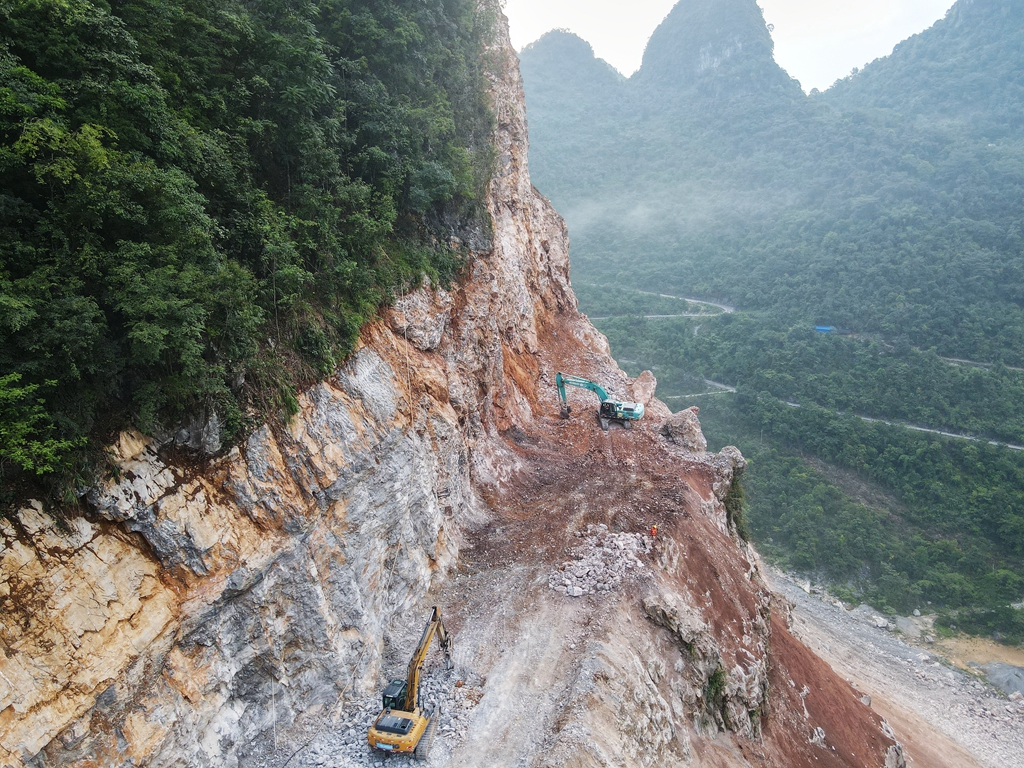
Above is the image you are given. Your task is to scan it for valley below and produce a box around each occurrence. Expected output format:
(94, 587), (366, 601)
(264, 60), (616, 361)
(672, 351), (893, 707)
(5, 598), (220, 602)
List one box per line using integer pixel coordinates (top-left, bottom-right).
(521, 0), (1024, 665)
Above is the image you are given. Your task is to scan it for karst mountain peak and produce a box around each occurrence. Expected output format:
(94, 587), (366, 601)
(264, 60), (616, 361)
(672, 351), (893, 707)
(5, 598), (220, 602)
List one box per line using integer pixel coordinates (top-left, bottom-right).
(634, 0), (800, 97)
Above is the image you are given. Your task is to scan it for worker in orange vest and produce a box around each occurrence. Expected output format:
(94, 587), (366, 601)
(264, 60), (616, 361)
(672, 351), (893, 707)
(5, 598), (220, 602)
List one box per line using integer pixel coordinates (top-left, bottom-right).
(650, 524), (658, 537)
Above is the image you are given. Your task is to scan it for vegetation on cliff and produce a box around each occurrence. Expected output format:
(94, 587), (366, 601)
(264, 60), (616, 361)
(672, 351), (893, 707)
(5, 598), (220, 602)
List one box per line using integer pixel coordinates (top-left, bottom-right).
(0, 0), (494, 503)
(522, 0), (1024, 636)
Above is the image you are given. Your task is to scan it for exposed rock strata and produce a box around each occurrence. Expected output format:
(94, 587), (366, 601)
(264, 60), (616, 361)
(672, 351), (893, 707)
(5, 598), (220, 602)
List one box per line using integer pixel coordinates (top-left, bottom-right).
(0, 4), (904, 768)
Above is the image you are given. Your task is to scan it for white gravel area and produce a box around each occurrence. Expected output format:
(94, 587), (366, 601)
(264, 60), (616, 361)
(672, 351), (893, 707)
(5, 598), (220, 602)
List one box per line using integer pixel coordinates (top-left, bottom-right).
(289, 664), (483, 768)
(547, 524), (651, 597)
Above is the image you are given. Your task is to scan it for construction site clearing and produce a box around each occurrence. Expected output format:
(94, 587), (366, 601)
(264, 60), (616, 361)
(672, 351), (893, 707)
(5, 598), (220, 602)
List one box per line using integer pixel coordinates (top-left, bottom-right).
(239, 388), (916, 768)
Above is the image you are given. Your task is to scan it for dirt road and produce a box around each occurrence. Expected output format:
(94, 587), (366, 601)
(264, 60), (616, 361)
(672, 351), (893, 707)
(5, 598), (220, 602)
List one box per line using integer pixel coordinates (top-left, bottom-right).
(769, 571), (1024, 768)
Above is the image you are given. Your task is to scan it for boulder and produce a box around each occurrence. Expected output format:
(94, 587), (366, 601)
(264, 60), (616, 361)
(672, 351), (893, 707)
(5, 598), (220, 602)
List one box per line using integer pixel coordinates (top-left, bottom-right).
(979, 662), (1024, 697)
(660, 407), (708, 452)
(630, 370), (659, 406)
(895, 617), (921, 639)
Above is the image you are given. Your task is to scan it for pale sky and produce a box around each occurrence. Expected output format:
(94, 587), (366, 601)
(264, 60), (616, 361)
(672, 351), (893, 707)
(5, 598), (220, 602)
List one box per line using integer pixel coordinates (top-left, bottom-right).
(503, 0), (956, 92)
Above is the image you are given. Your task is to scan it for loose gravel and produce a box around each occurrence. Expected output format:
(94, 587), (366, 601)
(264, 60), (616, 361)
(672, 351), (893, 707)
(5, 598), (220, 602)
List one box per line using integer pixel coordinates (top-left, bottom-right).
(294, 664), (484, 768)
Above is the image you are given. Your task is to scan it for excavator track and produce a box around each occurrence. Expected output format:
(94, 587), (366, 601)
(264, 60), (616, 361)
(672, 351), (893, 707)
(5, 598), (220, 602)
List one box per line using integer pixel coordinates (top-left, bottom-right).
(414, 711), (438, 761)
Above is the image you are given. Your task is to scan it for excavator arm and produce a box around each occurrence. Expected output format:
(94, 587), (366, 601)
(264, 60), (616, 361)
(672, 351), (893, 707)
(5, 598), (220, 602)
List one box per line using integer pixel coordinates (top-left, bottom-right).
(556, 372), (610, 417)
(403, 606), (453, 711)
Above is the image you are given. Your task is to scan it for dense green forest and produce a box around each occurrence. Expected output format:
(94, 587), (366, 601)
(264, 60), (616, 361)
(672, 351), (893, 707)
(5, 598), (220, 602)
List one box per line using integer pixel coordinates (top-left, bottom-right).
(596, 297), (1024, 641)
(0, 0), (494, 504)
(522, 0), (1024, 639)
(596, 302), (1024, 446)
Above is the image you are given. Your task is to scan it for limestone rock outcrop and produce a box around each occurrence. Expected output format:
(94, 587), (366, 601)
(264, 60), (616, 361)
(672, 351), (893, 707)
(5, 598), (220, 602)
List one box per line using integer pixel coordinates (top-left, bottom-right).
(660, 405), (708, 452)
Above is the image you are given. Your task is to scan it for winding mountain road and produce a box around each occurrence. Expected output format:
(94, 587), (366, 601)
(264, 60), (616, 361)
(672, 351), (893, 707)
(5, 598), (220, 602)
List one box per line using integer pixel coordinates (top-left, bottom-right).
(634, 290), (735, 314)
(584, 288), (735, 321)
(782, 402), (1024, 452)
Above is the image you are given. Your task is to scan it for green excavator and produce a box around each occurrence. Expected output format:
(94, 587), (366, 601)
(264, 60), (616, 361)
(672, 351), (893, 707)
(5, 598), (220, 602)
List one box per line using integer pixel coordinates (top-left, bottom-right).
(556, 372), (645, 430)
(367, 606), (452, 760)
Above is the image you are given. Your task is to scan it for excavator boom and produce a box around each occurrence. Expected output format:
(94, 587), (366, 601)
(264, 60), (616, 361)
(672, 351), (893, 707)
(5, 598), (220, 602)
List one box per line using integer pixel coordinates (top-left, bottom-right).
(404, 606), (453, 711)
(556, 372), (610, 403)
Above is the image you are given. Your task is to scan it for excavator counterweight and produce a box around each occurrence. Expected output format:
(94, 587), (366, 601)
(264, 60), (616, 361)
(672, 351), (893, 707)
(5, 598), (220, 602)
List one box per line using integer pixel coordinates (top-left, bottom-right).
(367, 607), (452, 760)
(556, 372), (644, 430)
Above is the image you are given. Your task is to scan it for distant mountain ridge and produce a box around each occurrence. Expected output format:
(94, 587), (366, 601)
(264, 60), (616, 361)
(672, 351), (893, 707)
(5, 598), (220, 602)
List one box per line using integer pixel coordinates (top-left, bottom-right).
(825, 0), (1024, 138)
(519, 0), (1024, 363)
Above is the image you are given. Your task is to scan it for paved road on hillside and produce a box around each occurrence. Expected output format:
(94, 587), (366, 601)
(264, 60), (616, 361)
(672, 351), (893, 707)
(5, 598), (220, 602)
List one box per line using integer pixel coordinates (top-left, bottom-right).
(937, 355), (1024, 373)
(658, 385), (1024, 452)
(781, 401), (1024, 452)
(584, 288), (735, 321)
(634, 290), (735, 314)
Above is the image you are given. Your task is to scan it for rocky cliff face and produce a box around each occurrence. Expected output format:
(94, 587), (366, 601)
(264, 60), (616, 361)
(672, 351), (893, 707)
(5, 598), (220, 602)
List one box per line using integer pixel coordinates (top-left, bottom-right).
(0, 5), (904, 768)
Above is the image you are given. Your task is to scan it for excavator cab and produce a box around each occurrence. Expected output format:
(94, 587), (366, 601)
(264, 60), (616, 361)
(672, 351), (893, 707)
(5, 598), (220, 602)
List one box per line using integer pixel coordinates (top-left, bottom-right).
(382, 679), (408, 711)
(599, 399), (641, 428)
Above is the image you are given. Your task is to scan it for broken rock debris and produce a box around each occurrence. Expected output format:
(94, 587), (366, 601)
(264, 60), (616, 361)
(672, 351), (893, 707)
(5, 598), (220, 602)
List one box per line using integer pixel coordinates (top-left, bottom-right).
(549, 524), (652, 597)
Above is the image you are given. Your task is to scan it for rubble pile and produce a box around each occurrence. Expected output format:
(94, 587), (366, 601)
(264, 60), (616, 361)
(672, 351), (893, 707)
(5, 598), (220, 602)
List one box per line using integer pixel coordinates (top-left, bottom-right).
(419, 667), (484, 742)
(549, 524), (652, 597)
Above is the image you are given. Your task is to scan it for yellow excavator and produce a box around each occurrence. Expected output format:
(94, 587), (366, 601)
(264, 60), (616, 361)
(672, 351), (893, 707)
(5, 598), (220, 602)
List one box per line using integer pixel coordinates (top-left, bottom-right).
(367, 606), (453, 760)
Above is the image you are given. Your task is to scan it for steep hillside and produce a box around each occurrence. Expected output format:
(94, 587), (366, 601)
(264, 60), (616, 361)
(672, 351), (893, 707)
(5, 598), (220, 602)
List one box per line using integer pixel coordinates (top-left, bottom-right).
(0, 5), (904, 768)
(0, 0), (492, 502)
(826, 0), (1024, 138)
(519, 31), (624, 204)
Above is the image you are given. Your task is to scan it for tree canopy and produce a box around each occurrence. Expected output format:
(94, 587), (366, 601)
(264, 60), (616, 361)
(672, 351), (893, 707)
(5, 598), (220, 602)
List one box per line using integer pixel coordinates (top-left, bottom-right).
(0, 0), (494, 504)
